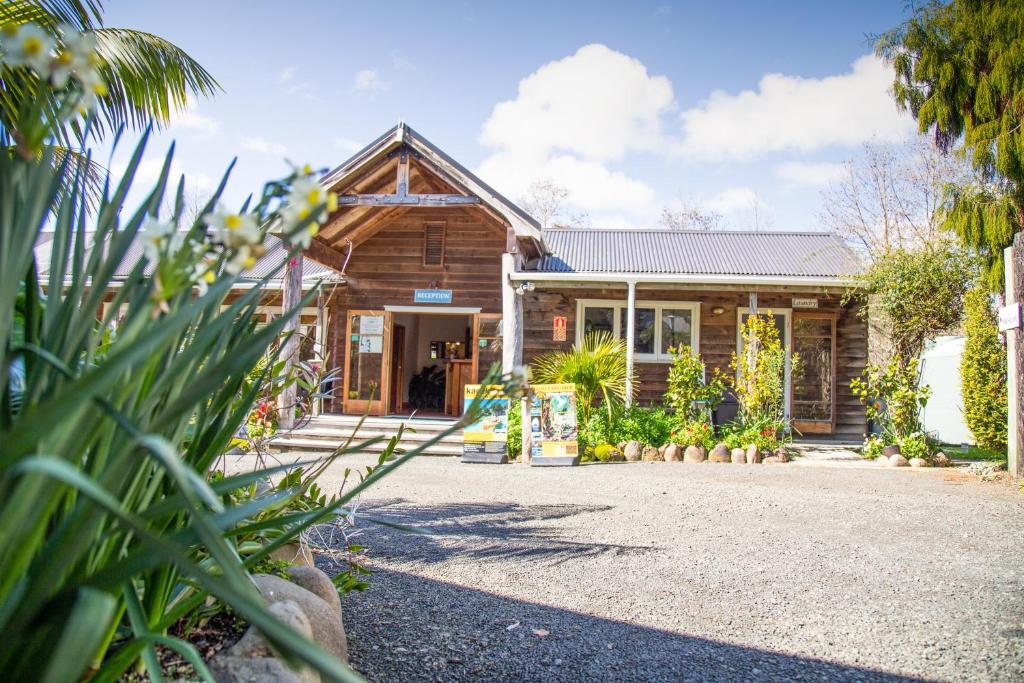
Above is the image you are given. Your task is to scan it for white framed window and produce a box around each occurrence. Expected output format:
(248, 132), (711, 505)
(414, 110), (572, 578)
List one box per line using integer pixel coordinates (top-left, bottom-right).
(575, 298), (700, 362)
(736, 307), (792, 417)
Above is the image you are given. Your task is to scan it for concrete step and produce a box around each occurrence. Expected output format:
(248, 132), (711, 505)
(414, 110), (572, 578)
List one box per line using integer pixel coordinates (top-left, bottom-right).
(270, 435), (464, 456)
(270, 414), (465, 456)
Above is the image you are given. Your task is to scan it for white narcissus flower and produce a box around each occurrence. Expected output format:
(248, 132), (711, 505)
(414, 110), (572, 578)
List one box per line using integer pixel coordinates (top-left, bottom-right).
(191, 260), (217, 296)
(73, 66), (108, 113)
(281, 175), (337, 246)
(140, 215), (178, 261)
(51, 24), (98, 88)
(3, 23), (56, 77)
(204, 204), (260, 248)
(224, 244), (263, 276)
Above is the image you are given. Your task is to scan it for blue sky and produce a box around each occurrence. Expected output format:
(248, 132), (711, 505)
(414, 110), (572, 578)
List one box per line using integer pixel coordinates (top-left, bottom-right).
(102, 0), (916, 231)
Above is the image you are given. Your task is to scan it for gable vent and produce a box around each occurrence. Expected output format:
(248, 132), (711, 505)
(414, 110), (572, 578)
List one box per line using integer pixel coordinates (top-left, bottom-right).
(423, 222), (446, 267)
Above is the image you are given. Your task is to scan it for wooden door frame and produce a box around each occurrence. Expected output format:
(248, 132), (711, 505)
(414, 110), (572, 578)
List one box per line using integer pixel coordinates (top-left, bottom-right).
(342, 309), (392, 416)
(791, 311), (837, 435)
(389, 323), (406, 414)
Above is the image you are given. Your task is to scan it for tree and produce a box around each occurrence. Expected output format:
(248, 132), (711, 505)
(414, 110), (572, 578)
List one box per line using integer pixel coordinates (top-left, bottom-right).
(532, 332), (633, 424)
(847, 244), (975, 367)
(821, 139), (970, 260)
(878, 0), (1024, 290)
(960, 286), (1008, 451)
(659, 202), (722, 231)
(519, 178), (588, 230)
(0, 2), (220, 147)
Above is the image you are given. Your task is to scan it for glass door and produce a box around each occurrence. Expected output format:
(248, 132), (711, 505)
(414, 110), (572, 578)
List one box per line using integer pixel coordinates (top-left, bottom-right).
(472, 313), (503, 383)
(342, 310), (391, 416)
(791, 312), (836, 434)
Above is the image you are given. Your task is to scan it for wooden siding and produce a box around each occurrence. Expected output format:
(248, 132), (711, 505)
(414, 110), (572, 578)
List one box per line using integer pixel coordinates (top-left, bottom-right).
(321, 206), (507, 411)
(521, 286), (868, 439)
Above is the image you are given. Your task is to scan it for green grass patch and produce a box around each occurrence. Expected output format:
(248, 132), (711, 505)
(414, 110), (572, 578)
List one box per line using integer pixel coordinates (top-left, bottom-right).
(940, 444), (1006, 462)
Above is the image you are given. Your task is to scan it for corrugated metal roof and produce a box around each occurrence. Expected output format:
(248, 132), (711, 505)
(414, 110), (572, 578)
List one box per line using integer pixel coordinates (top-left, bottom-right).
(532, 229), (861, 279)
(38, 233), (343, 284)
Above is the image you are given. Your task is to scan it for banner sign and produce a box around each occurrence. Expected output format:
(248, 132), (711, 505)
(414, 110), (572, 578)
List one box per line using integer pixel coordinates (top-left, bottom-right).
(414, 289), (453, 304)
(529, 383), (579, 466)
(461, 385), (509, 464)
(553, 316), (567, 341)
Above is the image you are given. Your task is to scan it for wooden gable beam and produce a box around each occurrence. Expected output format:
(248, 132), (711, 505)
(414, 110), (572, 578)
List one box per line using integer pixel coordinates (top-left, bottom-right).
(304, 237), (351, 273)
(336, 144), (480, 207)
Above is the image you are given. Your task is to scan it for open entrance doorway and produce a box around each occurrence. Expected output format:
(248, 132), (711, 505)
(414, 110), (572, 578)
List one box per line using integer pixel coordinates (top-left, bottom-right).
(340, 308), (502, 418)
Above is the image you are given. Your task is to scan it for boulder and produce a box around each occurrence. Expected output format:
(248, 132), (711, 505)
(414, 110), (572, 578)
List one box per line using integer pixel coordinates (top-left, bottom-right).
(775, 448), (791, 463)
(617, 441), (627, 452)
(745, 444), (761, 464)
(269, 540), (314, 568)
(683, 445), (706, 463)
(888, 453), (909, 467)
(708, 443), (731, 463)
(663, 443), (683, 462)
(881, 444), (901, 457)
(762, 455), (782, 464)
(252, 573), (348, 663)
(623, 441), (643, 462)
(211, 600), (319, 683)
(658, 444), (668, 458)
(908, 457), (930, 468)
(642, 445), (662, 462)
(287, 566), (341, 617)
(731, 448), (746, 464)
(932, 452), (951, 467)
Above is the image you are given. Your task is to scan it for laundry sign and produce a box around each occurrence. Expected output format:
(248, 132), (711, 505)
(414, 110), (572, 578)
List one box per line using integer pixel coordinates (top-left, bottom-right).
(414, 289), (453, 304)
(792, 297), (819, 309)
(998, 303), (1021, 332)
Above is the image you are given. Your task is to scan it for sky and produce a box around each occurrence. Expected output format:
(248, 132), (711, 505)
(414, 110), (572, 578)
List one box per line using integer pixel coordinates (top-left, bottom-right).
(101, 0), (918, 232)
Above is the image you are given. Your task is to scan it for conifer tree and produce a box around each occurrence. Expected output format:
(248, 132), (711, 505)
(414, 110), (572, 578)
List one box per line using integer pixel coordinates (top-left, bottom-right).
(959, 286), (1008, 452)
(877, 0), (1024, 290)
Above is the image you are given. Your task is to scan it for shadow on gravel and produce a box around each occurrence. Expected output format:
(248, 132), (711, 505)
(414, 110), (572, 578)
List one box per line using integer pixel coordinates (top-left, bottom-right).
(350, 497), (657, 566)
(339, 566), (923, 683)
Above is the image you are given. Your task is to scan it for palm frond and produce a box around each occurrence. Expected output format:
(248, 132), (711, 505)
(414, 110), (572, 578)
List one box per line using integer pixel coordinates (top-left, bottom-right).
(532, 331), (634, 422)
(92, 28), (221, 134)
(0, 0), (101, 30)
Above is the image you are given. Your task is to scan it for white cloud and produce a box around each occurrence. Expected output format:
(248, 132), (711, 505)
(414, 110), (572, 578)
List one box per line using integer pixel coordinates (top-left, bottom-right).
(702, 186), (760, 214)
(678, 55), (916, 161)
(169, 109), (221, 138)
(278, 66), (295, 83)
(477, 44), (671, 223)
(334, 137), (363, 153)
(352, 69), (388, 93)
(481, 43), (674, 163)
(240, 136), (288, 156)
(774, 160), (847, 188)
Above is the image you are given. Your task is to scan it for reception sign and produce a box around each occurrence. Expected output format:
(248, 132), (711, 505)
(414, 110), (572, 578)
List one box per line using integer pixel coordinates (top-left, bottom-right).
(461, 385), (509, 464)
(528, 383), (579, 466)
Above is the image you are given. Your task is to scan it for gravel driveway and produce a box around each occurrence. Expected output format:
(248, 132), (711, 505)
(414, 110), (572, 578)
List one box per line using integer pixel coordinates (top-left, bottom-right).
(302, 456), (1023, 682)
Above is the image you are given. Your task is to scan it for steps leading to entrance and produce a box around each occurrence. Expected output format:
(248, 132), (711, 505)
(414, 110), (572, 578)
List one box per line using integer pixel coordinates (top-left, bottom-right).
(270, 414), (464, 456)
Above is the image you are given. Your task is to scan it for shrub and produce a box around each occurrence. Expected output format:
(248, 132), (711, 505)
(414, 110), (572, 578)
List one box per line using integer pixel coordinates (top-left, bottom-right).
(665, 345), (727, 422)
(594, 443), (623, 462)
(506, 401), (522, 461)
(852, 358), (931, 443)
(899, 432), (930, 461)
(671, 420), (715, 449)
(532, 332), (633, 424)
(730, 312), (789, 423)
(861, 435), (885, 459)
(960, 286), (1008, 452)
(610, 406), (674, 447)
(719, 416), (785, 451)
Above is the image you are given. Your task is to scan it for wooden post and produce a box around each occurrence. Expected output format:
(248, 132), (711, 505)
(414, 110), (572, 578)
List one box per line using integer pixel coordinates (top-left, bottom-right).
(625, 280), (636, 408)
(501, 252), (530, 462)
(313, 287), (326, 418)
(1005, 245), (1021, 478)
(278, 247), (303, 431)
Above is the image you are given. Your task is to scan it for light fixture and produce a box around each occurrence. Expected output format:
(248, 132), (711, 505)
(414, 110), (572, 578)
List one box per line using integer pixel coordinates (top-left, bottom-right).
(712, 306), (725, 316)
(514, 281), (535, 296)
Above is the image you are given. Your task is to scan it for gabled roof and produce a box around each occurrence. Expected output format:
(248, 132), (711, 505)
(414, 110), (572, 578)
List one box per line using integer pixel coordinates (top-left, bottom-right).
(320, 122), (543, 244)
(531, 229), (862, 281)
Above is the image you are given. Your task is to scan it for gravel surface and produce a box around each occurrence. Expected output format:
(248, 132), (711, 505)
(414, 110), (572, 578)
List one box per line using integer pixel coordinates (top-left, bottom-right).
(300, 456), (1024, 682)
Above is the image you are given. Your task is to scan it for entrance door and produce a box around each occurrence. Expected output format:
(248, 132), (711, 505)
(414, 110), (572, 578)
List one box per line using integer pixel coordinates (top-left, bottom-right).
(791, 312), (836, 434)
(342, 310), (391, 416)
(472, 313), (503, 383)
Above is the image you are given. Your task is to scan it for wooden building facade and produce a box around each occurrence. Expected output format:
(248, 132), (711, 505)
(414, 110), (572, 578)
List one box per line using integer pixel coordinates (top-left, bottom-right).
(300, 124), (867, 440)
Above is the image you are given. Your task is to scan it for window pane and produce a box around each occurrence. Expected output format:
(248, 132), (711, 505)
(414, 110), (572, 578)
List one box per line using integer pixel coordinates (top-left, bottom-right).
(583, 306), (615, 337)
(620, 307), (655, 354)
(740, 312), (788, 348)
(661, 308), (693, 354)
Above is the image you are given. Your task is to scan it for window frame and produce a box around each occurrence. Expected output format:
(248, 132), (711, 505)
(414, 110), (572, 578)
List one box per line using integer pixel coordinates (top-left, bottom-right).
(575, 298), (701, 362)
